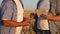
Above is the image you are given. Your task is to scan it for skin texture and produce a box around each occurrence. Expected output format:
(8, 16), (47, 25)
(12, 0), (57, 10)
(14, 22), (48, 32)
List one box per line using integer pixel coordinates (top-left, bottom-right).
(40, 13), (60, 21)
(3, 18), (30, 27)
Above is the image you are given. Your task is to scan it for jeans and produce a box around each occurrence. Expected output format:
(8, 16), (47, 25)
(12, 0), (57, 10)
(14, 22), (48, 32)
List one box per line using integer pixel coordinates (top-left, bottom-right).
(36, 30), (51, 34)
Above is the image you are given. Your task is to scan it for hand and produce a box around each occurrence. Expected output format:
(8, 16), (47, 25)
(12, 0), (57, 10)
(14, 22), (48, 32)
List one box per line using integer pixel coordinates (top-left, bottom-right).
(30, 13), (35, 19)
(40, 13), (52, 19)
(23, 18), (30, 26)
(24, 20), (30, 26)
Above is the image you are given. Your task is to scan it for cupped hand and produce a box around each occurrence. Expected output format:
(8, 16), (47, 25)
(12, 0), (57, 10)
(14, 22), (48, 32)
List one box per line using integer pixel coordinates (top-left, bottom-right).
(23, 18), (31, 26)
(40, 13), (52, 19)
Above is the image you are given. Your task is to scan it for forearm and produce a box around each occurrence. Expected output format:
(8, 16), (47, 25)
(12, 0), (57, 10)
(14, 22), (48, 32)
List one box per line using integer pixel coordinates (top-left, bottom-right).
(3, 20), (23, 27)
(41, 13), (60, 21)
(48, 16), (60, 21)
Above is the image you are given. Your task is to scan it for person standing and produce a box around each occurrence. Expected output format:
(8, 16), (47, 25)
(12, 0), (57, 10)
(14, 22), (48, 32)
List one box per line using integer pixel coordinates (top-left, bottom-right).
(36, 0), (51, 34)
(40, 0), (60, 34)
(0, 0), (30, 34)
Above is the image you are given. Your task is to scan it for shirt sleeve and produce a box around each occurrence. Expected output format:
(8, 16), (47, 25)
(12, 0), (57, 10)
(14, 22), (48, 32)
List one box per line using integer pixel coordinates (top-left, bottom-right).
(2, 1), (14, 20)
(37, 0), (50, 11)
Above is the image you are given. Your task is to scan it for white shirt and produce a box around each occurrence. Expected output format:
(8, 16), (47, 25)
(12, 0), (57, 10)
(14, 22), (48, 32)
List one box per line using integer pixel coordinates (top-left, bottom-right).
(37, 0), (50, 30)
(37, 17), (49, 30)
(38, 0), (50, 12)
(14, 0), (24, 34)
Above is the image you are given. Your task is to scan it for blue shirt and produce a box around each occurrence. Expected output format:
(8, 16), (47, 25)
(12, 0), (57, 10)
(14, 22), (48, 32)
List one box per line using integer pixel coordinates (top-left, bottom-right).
(0, 0), (23, 34)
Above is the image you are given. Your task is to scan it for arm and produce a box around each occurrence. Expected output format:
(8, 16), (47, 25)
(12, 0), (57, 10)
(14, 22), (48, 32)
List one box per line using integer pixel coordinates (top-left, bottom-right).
(1, 1), (30, 27)
(46, 15), (60, 21)
(40, 13), (60, 21)
(51, 16), (60, 21)
(3, 18), (30, 27)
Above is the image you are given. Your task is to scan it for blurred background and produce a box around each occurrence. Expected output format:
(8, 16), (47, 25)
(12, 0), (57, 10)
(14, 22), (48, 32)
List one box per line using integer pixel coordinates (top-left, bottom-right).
(0, 0), (60, 34)
(0, 0), (39, 10)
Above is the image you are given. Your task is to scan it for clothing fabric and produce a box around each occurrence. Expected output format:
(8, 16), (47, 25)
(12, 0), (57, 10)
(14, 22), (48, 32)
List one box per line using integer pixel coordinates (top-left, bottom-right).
(37, 30), (51, 34)
(37, 0), (50, 12)
(49, 0), (60, 34)
(37, 17), (49, 30)
(37, 0), (50, 30)
(0, 0), (24, 34)
(14, 0), (24, 34)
